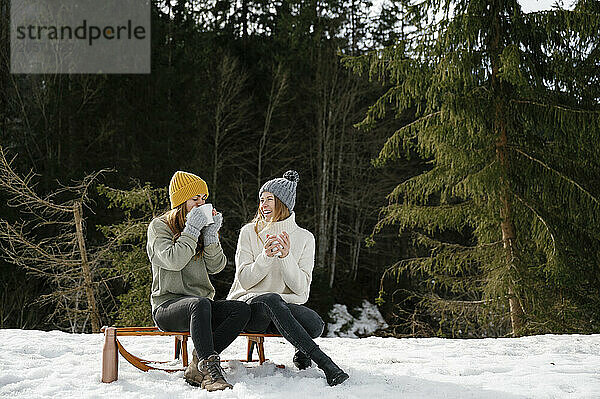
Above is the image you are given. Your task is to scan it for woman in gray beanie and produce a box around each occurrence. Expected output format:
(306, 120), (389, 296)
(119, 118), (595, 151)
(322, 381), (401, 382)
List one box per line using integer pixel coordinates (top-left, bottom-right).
(227, 170), (349, 386)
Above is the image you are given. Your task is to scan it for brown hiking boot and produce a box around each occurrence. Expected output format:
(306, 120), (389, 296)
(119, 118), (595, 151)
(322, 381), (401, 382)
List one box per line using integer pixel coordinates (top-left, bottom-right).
(197, 354), (232, 391)
(183, 349), (203, 386)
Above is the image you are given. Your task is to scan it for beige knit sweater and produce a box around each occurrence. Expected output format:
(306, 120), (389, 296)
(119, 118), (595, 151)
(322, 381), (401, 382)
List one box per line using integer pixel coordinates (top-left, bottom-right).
(227, 212), (315, 304)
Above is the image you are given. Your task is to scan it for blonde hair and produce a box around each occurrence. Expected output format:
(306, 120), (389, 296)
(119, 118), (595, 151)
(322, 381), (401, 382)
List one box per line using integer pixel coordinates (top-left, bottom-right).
(160, 202), (204, 257)
(252, 195), (290, 240)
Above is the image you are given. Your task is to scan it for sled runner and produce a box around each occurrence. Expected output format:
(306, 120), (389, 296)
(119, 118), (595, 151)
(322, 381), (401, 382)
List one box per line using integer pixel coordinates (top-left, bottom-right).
(101, 326), (283, 383)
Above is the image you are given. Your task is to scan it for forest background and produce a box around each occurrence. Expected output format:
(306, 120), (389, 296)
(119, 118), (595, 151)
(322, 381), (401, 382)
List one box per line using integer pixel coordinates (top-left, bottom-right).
(1, 0), (599, 339)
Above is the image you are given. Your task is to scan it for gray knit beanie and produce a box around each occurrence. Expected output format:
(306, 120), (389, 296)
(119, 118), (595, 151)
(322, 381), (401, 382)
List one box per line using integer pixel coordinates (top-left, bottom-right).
(259, 170), (299, 211)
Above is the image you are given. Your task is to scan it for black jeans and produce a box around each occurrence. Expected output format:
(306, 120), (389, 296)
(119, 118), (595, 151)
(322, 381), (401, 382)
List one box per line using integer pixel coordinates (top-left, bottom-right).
(247, 293), (325, 356)
(154, 296), (250, 360)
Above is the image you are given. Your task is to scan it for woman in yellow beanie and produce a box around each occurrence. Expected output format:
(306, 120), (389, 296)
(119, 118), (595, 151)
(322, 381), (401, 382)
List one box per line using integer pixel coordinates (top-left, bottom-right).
(147, 171), (250, 391)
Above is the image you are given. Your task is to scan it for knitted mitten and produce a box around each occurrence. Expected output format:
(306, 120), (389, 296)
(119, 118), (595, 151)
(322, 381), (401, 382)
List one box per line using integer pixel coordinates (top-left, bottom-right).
(183, 207), (210, 240)
(201, 212), (222, 246)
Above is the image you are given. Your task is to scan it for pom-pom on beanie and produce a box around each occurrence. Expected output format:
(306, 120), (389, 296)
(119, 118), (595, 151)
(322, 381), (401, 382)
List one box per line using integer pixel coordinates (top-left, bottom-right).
(169, 171), (209, 209)
(259, 170), (299, 211)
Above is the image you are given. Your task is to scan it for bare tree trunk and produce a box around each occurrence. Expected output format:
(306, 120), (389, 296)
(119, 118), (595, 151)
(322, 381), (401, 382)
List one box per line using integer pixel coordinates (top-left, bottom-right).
(258, 124), (266, 188)
(500, 184), (525, 335)
(73, 201), (100, 332)
(204, 55), (250, 202)
(212, 81), (223, 200)
(258, 65), (287, 188)
(213, 125), (219, 200)
(316, 70), (339, 269)
(0, 0), (8, 132)
(315, 63), (361, 274)
(350, 0), (356, 55)
(317, 105), (331, 269)
(329, 117), (347, 287)
(351, 213), (363, 280)
(241, 0), (248, 38)
(167, 2), (173, 105)
(491, 8), (524, 336)
(329, 200), (339, 288)
(496, 106), (524, 335)
(498, 134), (525, 336)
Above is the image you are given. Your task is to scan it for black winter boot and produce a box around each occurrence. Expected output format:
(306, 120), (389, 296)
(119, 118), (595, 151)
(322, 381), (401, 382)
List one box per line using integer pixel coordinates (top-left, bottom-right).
(293, 349), (312, 370)
(308, 347), (349, 386)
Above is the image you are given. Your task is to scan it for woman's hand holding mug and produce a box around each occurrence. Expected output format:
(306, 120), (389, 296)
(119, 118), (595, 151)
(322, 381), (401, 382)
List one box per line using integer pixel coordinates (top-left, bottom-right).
(264, 234), (279, 257)
(201, 207), (222, 246)
(277, 231), (290, 258)
(264, 232), (290, 258)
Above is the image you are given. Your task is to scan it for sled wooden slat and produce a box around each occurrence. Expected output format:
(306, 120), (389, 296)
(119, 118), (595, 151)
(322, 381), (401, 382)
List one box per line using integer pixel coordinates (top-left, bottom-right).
(101, 326), (283, 383)
(114, 330), (192, 337)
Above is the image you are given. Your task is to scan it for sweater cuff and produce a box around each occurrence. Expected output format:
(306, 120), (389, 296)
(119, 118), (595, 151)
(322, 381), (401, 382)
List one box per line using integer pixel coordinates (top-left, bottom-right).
(179, 231), (200, 244)
(279, 250), (297, 266)
(256, 248), (277, 268)
(203, 242), (221, 255)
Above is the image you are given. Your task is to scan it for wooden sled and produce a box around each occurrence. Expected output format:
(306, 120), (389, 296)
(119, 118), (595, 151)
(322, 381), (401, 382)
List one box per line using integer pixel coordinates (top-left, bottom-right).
(101, 326), (284, 383)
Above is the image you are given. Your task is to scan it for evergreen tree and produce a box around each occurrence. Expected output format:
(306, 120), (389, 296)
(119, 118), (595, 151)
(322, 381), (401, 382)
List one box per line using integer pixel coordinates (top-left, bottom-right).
(372, 0), (408, 48)
(345, 0), (600, 336)
(96, 182), (167, 326)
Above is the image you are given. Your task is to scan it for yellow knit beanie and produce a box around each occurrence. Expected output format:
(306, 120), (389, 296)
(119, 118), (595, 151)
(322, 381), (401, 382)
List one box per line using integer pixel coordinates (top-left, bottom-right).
(169, 171), (209, 209)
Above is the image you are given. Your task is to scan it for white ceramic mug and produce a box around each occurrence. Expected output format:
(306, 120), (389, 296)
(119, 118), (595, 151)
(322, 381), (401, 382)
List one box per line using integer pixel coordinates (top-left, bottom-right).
(197, 203), (214, 225)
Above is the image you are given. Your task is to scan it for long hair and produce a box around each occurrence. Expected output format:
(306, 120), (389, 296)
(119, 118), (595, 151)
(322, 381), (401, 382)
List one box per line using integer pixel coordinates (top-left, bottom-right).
(160, 203), (204, 257)
(252, 195), (291, 240)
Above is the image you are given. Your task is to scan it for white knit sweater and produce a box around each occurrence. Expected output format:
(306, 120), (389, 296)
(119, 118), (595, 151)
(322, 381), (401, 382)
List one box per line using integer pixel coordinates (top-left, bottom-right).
(227, 212), (315, 304)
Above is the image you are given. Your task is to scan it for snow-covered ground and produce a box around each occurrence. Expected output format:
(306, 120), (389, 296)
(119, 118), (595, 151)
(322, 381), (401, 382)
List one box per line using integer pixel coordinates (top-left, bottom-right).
(1, 329), (599, 399)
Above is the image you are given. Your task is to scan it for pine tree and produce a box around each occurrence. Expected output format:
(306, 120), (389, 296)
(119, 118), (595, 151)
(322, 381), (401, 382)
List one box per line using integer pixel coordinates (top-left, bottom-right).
(96, 182), (168, 326)
(372, 0), (409, 48)
(344, 0), (600, 336)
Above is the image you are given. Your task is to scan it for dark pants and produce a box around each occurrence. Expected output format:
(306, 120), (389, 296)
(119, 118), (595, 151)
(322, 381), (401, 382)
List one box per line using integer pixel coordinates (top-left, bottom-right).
(247, 293), (325, 355)
(154, 296), (250, 360)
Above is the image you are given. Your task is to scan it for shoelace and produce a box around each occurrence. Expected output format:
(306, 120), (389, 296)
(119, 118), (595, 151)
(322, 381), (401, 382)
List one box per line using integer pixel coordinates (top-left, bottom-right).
(205, 356), (226, 381)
